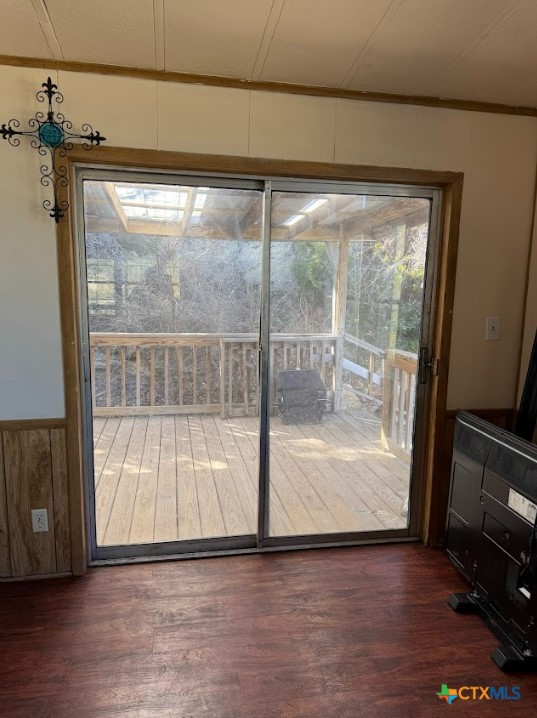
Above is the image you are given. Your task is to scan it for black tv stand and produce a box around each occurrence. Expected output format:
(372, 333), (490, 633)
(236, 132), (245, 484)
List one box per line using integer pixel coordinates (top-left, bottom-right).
(448, 592), (537, 671)
(445, 412), (537, 672)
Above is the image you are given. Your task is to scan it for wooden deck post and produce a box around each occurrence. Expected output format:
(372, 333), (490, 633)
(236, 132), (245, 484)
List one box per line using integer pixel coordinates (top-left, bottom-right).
(388, 223), (406, 349)
(381, 353), (393, 451)
(219, 340), (226, 419)
(332, 228), (349, 412)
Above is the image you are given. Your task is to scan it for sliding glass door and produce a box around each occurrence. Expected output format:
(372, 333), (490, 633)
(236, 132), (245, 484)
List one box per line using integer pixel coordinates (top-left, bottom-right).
(80, 176), (264, 555)
(77, 169), (440, 559)
(267, 189), (434, 540)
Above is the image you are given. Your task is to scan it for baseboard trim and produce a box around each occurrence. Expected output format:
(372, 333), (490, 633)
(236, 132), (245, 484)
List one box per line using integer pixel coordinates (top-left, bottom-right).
(0, 572), (72, 582)
(0, 417), (66, 431)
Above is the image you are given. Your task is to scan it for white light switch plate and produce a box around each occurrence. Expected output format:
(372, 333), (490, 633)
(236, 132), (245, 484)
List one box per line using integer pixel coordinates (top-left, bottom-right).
(486, 316), (501, 341)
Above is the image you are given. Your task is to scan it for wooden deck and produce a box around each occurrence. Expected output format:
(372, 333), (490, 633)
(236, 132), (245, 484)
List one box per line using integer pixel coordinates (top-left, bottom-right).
(93, 409), (409, 546)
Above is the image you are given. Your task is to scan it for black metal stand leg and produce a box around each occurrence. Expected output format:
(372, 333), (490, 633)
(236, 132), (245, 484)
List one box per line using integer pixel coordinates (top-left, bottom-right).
(448, 592), (537, 672)
(492, 646), (527, 672)
(447, 592), (477, 613)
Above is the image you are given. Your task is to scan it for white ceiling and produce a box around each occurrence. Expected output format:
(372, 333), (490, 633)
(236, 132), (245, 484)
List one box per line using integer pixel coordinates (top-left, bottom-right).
(3, 0), (537, 107)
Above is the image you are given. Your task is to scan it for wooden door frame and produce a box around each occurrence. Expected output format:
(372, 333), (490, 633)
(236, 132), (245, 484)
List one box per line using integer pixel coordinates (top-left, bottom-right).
(56, 145), (463, 574)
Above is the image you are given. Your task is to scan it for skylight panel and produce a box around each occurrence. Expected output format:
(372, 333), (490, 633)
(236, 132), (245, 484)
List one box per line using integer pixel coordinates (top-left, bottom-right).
(115, 185), (142, 202)
(194, 193), (207, 210)
(123, 205), (147, 219)
(300, 198), (327, 213)
(146, 208), (183, 221)
(142, 189), (188, 208)
(282, 214), (305, 227)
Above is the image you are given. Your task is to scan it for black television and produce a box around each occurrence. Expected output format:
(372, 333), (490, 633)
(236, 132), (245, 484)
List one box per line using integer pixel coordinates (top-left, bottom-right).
(446, 411), (537, 670)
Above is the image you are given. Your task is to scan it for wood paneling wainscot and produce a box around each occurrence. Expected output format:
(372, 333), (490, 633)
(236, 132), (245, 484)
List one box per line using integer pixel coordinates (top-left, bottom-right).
(0, 435), (9, 576)
(0, 420), (70, 578)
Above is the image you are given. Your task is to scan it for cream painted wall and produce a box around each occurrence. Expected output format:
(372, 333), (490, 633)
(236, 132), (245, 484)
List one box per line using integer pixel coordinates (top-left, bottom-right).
(0, 67), (64, 419)
(1, 64), (536, 418)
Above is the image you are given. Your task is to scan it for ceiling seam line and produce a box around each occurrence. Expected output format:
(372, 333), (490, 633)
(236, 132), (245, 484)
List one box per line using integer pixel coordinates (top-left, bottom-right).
(30, 0), (54, 61)
(413, 106), (417, 170)
(162, 0), (166, 71)
(156, 80), (159, 150)
(256, 0), (286, 81)
(501, 72), (537, 107)
(339, 0), (405, 90)
(153, 0), (156, 68)
(251, 0), (286, 82)
(153, 0), (165, 71)
(250, 0), (276, 80)
(247, 91), (251, 157)
(480, 1), (537, 105)
(332, 98), (338, 164)
(30, 0), (64, 61)
(426, 0), (525, 95)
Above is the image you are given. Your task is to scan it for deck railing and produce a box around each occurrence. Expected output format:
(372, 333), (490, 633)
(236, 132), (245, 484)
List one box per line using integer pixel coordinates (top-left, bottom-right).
(89, 332), (338, 418)
(89, 331), (417, 459)
(341, 333), (418, 458)
(342, 333), (385, 405)
(381, 349), (418, 459)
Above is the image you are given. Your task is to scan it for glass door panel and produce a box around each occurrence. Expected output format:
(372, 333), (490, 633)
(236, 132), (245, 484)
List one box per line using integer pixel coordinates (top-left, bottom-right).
(267, 191), (432, 537)
(82, 179), (262, 548)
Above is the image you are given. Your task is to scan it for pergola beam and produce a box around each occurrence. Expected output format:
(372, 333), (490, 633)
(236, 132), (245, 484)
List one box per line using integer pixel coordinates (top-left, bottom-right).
(85, 188), (430, 243)
(343, 199), (427, 237)
(103, 182), (128, 231)
(181, 187), (196, 235)
(84, 214), (342, 241)
(239, 196), (263, 235)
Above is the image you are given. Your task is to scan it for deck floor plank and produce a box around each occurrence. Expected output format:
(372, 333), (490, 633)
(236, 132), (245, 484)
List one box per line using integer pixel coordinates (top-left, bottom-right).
(154, 416), (179, 543)
(129, 417), (161, 544)
(188, 415), (226, 539)
(94, 411), (409, 546)
(338, 411), (410, 487)
(92, 417), (106, 446)
(95, 417), (135, 542)
(93, 417), (122, 488)
(301, 420), (404, 530)
(236, 416), (318, 536)
(270, 423), (350, 534)
(280, 421), (384, 533)
(175, 416), (202, 540)
(323, 414), (408, 506)
(212, 416), (257, 535)
(224, 418), (293, 537)
(103, 416), (148, 546)
(290, 422), (387, 532)
(200, 415), (251, 537)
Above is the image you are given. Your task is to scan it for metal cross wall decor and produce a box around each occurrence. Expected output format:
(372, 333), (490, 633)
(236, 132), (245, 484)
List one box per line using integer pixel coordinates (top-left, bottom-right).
(1, 76), (106, 222)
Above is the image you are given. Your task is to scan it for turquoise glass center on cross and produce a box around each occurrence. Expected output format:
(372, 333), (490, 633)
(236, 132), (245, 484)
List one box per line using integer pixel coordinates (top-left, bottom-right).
(39, 122), (64, 148)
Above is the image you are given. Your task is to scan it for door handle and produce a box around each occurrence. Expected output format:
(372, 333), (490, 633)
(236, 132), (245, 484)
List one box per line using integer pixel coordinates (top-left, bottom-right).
(418, 347), (437, 384)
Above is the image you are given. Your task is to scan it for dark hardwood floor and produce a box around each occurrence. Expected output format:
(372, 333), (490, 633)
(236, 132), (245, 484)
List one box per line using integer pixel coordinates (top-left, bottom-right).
(1, 545), (537, 717)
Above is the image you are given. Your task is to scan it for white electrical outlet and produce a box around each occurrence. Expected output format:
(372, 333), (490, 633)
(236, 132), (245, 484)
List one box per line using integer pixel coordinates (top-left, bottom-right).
(486, 316), (501, 341)
(31, 508), (49, 533)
